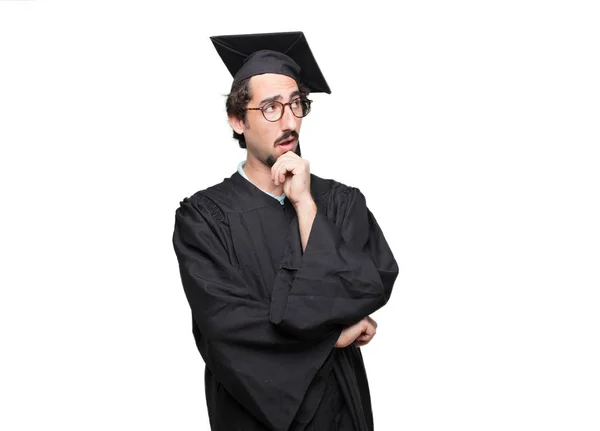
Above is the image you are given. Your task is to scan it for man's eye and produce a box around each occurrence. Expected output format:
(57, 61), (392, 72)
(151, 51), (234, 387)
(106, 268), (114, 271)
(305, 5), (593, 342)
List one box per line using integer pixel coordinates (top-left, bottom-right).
(263, 103), (276, 112)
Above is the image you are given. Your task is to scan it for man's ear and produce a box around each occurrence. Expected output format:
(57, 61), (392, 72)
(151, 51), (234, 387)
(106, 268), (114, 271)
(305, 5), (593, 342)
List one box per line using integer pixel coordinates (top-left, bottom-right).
(228, 115), (245, 135)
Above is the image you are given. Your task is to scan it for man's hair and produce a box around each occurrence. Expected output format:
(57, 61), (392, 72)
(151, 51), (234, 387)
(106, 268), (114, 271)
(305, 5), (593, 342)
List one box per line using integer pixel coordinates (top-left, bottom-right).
(226, 78), (310, 148)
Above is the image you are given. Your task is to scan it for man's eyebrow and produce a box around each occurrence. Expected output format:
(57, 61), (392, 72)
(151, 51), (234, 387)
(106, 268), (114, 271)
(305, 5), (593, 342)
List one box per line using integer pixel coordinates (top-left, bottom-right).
(259, 90), (302, 105)
(259, 94), (282, 105)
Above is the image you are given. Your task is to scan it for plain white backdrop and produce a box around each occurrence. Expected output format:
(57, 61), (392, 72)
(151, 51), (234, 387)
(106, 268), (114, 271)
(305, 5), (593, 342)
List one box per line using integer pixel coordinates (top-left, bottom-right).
(1, 1), (599, 430)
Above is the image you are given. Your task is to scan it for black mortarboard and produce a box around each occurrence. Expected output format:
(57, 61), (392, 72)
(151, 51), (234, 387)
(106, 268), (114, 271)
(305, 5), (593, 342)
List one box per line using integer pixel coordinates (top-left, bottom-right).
(210, 31), (331, 94)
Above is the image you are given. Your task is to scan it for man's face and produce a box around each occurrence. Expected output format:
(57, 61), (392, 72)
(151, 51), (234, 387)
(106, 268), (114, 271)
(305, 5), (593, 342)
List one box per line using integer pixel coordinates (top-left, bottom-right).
(237, 73), (303, 166)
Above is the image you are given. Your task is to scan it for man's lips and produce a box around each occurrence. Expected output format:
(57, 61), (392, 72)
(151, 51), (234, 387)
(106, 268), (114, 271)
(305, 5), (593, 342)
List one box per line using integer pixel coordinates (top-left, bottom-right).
(277, 138), (296, 147)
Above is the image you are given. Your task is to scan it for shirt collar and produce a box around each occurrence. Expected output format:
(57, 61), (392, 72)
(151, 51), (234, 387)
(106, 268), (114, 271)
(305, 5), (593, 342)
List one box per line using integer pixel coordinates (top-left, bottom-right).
(237, 161), (286, 206)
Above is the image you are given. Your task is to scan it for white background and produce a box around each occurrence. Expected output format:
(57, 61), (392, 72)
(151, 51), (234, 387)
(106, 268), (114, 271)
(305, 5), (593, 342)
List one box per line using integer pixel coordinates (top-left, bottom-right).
(1, 1), (599, 430)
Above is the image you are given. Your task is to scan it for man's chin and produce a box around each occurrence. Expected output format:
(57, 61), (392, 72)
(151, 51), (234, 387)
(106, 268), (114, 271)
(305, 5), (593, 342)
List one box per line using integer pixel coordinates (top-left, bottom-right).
(265, 141), (301, 166)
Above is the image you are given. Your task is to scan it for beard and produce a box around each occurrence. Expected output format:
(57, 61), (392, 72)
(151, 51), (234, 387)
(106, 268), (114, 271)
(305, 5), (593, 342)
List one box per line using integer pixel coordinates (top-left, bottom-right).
(266, 142), (301, 167)
(265, 130), (301, 167)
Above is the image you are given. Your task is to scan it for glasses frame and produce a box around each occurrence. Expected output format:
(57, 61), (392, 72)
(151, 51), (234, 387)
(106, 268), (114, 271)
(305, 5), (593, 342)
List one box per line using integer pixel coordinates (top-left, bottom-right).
(246, 97), (313, 122)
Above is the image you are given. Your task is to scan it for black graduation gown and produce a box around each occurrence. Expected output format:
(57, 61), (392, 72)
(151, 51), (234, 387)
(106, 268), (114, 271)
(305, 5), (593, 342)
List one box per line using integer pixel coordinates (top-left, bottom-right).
(172, 171), (399, 431)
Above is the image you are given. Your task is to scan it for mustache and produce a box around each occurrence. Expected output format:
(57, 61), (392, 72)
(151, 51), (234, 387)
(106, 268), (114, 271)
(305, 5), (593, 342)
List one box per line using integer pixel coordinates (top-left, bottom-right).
(274, 130), (299, 147)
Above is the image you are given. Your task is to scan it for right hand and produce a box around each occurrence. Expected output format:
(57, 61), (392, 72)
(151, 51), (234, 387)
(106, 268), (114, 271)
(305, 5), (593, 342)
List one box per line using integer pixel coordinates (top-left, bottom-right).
(334, 316), (377, 348)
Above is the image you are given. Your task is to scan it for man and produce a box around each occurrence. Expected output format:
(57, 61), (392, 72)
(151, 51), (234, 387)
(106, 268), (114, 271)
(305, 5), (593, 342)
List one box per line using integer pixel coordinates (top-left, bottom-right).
(173, 31), (399, 431)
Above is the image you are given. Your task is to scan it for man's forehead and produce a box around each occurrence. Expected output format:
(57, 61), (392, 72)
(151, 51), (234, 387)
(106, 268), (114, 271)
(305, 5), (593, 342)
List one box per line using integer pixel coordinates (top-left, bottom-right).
(249, 74), (299, 99)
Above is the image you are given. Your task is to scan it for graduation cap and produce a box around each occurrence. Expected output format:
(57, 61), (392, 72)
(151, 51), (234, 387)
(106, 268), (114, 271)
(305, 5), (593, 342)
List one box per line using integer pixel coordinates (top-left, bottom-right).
(210, 31), (331, 94)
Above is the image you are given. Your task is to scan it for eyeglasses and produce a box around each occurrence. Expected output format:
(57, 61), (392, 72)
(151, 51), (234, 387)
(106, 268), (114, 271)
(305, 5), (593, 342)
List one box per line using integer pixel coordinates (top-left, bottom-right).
(246, 97), (312, 122)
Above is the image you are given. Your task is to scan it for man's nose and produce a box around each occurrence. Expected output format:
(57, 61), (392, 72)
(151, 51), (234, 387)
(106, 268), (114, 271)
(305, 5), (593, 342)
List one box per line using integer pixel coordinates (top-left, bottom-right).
(280, 104), (297, 130)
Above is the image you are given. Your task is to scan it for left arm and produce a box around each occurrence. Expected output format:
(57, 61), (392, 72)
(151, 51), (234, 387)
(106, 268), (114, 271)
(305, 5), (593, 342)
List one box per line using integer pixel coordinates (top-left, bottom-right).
(270, 185), (399, 339)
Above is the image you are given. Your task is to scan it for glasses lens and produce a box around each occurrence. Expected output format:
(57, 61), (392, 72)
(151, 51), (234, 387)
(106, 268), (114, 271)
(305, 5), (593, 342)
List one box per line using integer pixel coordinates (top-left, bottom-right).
(262, 101), (283, 121)
(291, 98), (311, 118)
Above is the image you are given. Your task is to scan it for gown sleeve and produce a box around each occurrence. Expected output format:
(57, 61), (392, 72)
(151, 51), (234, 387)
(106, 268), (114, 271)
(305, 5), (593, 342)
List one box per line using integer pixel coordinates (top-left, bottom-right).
(269, 186), (399, 340)
(173, 195), (341, 431)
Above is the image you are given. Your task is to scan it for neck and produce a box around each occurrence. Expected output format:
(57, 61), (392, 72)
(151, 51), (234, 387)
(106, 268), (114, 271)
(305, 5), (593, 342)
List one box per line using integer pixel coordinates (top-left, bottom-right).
(243, 157), (284, 196)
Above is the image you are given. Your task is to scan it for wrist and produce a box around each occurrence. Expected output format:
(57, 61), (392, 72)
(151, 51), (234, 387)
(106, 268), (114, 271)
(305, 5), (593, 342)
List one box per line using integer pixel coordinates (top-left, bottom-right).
(292, 194), (316, 211)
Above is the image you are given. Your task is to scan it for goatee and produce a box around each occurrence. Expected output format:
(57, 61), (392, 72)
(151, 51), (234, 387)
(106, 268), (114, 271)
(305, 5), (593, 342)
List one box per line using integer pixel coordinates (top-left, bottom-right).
(266, 142), (302, 167)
